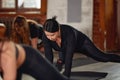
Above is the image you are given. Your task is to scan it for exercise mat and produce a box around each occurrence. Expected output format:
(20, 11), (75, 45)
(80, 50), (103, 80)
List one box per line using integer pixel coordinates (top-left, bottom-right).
(70, 71), (108, 80)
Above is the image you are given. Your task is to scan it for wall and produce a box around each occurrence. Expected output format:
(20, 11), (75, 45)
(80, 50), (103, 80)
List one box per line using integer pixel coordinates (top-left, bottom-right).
(117, 0), (120, 49)
(47, 0), (93, 39)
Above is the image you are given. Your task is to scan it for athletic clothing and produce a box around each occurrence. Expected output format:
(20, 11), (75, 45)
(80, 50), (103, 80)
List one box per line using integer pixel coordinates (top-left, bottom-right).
(29, 23), (39, 38)
(16, 45), (69, 80)
(15, 45), (19, 59)
(42, 24), (120, 77)
(0, 44), (69, 80)
(37, 24), (43, 39)
(29, 23), (43, 39)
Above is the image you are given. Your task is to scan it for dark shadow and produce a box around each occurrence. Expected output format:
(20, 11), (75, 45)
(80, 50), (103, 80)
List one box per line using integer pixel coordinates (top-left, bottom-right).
(71, 71), (108, 80)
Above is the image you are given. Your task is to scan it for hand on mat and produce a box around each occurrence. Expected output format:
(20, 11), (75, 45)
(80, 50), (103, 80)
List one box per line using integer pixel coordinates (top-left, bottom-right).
(55, 59), (63, 71)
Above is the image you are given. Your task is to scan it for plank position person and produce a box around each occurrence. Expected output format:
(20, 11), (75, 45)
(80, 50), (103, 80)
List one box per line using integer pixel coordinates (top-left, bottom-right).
(42, 16), (120, 77)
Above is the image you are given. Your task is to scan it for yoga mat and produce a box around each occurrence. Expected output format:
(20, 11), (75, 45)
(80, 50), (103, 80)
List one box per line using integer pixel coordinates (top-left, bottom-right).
(70, 71), (108, 80)
(72, 57), (98, 67)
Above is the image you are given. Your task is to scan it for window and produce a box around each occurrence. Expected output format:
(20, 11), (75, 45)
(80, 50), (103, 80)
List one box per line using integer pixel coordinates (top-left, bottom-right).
(0, 0), (46, 14)
(2, 0), (15, 8)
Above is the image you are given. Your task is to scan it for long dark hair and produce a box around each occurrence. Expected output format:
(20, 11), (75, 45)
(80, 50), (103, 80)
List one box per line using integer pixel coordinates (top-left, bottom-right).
(10, 15), (30, 45)
(43, 16), (60, 32)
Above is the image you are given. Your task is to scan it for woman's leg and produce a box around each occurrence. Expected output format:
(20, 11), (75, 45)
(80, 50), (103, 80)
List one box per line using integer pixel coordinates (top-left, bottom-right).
(21, 46), (69, 80)
(80, 39), (120, 62)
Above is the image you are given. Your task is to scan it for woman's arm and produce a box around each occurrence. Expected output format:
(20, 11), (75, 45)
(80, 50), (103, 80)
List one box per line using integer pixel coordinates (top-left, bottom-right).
(63, 33), (76, 77)
(1, 42), (17, 80)
(42, 34), (54, 63)
(31, 37), (38, 49)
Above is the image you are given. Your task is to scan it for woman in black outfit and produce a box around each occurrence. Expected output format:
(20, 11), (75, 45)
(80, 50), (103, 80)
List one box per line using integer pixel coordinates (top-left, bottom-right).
(0, 41), (70, 80)
(42, 16), (120, 77)
(0, 24), (70, 80)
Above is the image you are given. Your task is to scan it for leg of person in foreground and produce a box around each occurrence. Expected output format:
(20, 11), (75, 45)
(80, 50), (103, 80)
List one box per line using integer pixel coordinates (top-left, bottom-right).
(0, 40), (76, 80)
(17, 45), (75, 80)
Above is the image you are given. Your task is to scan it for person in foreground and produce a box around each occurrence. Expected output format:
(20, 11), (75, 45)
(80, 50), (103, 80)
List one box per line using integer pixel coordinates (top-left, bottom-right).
(0, 26), (71, 80)
(42, 16), (120, 77)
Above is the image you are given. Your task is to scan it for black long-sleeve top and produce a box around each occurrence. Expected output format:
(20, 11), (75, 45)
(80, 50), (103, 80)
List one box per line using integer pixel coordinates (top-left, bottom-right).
(42, 24), (88, 77)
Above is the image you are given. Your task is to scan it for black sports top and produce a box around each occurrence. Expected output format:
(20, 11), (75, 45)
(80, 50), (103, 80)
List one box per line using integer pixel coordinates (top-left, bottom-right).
(15, 45), (19, 59)
(42, 24), (89, 77)
(29, 23), (39, 38)
(42, 24), (89, 60)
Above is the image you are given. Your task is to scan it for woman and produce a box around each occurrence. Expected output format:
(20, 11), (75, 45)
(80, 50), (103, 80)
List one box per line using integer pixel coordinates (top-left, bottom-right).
(0, 24), (70, 80)
(27, 19), (44, 52)
(42, 16), (120, 77)
(10, 15), (30, 46)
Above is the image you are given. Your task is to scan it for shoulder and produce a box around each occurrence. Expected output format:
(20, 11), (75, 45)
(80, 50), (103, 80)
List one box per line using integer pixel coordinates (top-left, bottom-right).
(3, 41), (14, 48)
(60, 24), (76, 33)
(60, 24), (71, 28)
(0, 41), (16, 62)
(2, 41), (15, 52)
(60, 24), (76, 30)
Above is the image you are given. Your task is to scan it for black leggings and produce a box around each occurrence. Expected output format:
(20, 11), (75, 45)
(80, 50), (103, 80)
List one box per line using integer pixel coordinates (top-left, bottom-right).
(16, 45), (69, 80)
(64, 39), (120, 77)
(81, 39), (120, 62)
